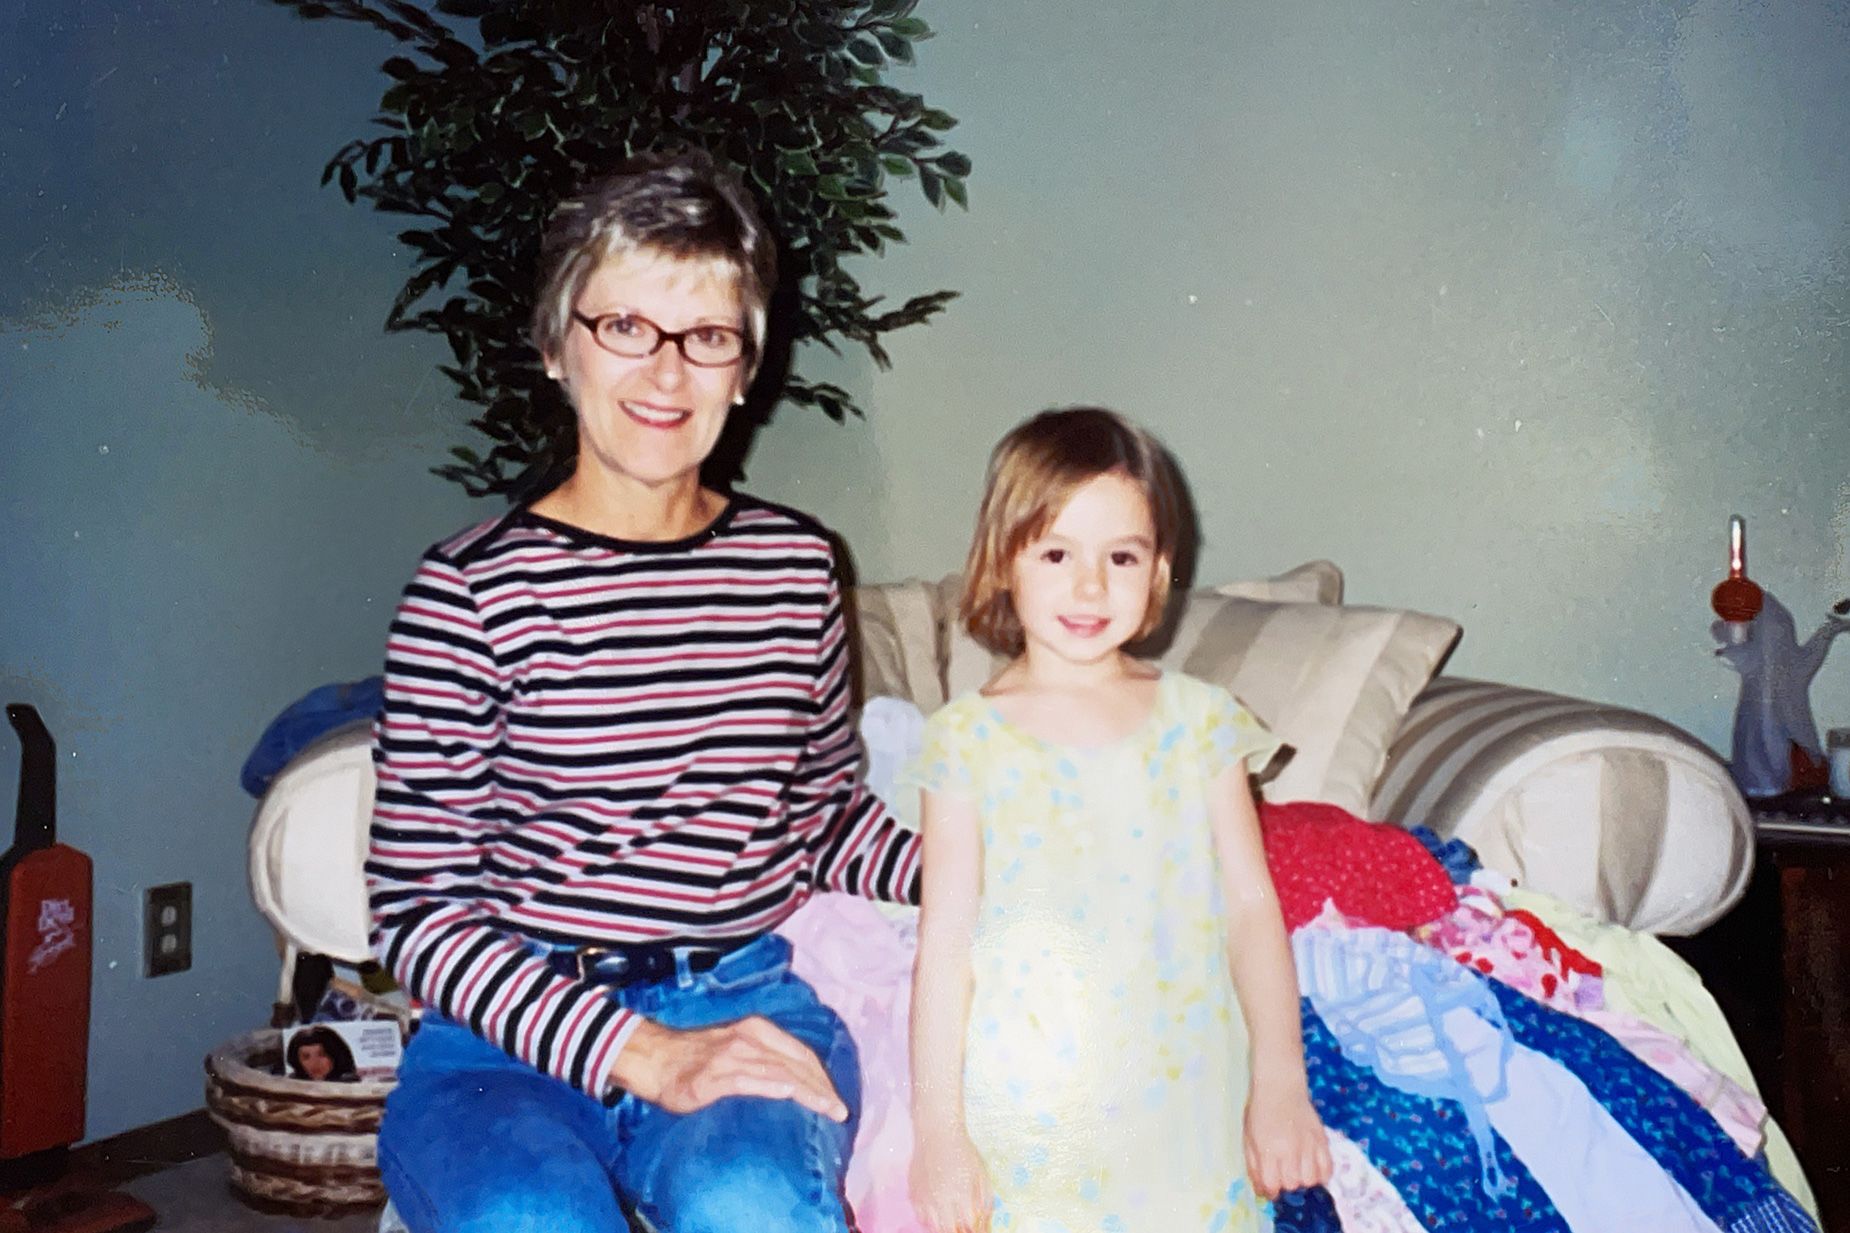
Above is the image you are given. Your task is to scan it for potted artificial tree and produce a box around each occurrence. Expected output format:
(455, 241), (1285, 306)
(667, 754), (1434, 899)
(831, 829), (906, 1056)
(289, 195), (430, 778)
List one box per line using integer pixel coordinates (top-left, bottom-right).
(275, 0), (970, 494)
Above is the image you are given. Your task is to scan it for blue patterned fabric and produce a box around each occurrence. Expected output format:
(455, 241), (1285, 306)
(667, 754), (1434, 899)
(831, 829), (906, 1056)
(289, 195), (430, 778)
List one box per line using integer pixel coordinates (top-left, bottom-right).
(1300, 1001), (1570, 1233)
(1491, 981), (1818, 1233)
(1294, 925), (1514, 1197)
(1406, 824), (1480, 884)
(240, 675), (382, 796)
(1269, 1184), (1343, 1232)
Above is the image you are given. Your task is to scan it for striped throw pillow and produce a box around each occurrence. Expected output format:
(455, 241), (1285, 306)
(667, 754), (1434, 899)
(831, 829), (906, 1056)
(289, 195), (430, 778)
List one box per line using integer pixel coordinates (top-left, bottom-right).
(1162, 595), (1460, 814)
(1369, 677), (1752, 934)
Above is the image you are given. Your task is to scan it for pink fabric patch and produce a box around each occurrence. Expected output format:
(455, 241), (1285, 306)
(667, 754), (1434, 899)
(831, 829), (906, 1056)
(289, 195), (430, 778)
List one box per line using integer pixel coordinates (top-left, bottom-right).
(1259, 800), (1458, 932)
(777, 894), (926, 1233)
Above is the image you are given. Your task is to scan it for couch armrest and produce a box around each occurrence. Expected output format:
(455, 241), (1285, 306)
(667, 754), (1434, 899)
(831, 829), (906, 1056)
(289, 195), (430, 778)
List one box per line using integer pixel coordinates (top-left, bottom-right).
(1370, 677), (1753, 936)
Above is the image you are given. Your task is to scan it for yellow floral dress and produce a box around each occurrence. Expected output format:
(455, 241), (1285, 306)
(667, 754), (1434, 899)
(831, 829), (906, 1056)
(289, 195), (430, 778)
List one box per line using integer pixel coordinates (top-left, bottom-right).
(902, 671), (1282, 1233)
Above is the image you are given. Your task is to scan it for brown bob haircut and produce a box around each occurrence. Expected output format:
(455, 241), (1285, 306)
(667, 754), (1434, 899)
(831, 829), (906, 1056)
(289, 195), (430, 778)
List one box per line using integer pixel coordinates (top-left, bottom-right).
(959, 407), (1183, 657)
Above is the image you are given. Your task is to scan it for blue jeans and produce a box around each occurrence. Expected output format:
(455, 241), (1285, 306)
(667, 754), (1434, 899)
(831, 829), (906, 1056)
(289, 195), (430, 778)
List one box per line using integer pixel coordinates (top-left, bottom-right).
(376, 935), (862, 1233)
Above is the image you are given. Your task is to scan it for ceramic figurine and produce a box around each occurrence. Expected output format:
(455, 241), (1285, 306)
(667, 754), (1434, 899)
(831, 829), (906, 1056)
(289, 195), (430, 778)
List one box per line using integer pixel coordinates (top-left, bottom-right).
(1710, 516), (1850, 797)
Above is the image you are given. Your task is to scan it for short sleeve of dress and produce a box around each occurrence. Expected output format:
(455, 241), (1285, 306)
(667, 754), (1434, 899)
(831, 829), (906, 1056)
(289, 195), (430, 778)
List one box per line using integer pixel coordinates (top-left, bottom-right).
(1198, 683), (1285, 781)
(896, 699), (979, 802)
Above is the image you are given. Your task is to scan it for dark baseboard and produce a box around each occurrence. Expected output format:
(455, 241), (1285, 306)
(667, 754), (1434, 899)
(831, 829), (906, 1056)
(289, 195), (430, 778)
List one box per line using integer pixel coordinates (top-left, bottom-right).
(66, 1109), (222, 1188)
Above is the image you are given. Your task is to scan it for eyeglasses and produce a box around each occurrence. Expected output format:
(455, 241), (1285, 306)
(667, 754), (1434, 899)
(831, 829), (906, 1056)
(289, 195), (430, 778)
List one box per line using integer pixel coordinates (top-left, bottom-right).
(571, 310), (748, 368)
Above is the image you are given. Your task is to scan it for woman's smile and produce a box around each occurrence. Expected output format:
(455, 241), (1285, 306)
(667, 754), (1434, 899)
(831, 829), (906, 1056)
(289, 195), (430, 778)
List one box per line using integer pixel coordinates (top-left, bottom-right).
(622, 399), (695, 430)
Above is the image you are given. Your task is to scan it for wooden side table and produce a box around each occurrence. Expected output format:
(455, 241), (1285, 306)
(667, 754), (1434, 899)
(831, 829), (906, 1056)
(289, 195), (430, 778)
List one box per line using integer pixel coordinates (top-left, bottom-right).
(1747, 790), (1850, 1229)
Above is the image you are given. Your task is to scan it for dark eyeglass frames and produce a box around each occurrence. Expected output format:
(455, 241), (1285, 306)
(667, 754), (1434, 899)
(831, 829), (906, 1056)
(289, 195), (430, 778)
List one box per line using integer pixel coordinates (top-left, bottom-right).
(571, 311), (748, 367)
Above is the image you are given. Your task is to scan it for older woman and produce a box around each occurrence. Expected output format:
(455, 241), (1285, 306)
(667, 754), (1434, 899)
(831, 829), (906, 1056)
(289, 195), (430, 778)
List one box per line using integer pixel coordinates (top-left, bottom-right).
(368, 152), (920, 1233)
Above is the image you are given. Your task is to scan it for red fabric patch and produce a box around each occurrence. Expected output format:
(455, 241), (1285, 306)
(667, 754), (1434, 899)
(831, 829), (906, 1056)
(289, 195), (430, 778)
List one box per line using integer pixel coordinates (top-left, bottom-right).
(1504, 908), (1603, 978)
(1259, 800), (1459, 931)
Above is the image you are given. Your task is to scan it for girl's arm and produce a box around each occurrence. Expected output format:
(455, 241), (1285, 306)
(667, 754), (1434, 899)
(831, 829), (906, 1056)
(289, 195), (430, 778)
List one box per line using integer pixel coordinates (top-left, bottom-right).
(1205, 767), (1333, 1199)
(909, 785), (992, 1233)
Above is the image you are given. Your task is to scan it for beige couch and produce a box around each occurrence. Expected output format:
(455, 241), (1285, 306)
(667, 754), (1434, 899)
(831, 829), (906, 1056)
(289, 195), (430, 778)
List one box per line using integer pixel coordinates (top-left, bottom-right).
(849, 562), (1752, 937)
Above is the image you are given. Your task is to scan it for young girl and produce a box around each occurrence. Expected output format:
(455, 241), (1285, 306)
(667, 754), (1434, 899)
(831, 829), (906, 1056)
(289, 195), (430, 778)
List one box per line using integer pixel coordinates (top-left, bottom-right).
(906, 408), (1331, 1233)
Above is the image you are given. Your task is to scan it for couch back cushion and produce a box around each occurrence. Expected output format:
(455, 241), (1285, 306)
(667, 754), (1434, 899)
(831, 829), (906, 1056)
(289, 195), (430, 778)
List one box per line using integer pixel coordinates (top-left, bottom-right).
(1171, 594), (1460, 813)
(853, 562), (1458, 816)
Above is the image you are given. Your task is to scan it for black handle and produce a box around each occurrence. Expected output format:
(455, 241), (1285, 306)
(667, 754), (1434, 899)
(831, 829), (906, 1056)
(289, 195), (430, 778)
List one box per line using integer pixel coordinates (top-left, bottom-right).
(6, 703), (56, 852)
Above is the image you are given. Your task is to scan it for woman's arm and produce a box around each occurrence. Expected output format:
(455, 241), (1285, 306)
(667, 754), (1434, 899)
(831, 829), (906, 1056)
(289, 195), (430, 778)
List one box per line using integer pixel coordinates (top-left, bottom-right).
(367, 550), (640, 1097)
(798, 568), (923, 905)
(909, 786), (992, 1232)
(1205, 767), (1332, 1198)
(372, 548), (852, 1119)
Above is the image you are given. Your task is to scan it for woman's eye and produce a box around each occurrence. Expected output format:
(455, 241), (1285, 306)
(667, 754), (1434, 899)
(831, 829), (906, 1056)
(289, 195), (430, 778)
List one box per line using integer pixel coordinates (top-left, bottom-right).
(692, 327), (728, 347)
(605, 315), (646, 338)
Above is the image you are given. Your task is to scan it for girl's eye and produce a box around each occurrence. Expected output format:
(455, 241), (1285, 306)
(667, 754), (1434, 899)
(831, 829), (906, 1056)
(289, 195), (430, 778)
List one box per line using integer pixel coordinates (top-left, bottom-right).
(1040, 548), (1067, 564)
(1110, 551), (1142, 567)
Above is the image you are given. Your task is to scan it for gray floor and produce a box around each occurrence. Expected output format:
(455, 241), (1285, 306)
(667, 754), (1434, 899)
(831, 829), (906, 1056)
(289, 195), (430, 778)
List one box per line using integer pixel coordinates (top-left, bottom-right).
(119, 1155), (382, 1233)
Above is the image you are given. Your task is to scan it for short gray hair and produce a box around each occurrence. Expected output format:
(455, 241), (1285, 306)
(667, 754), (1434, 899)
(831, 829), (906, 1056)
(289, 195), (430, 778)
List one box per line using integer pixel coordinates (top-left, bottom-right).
(530, 150), (777, 378)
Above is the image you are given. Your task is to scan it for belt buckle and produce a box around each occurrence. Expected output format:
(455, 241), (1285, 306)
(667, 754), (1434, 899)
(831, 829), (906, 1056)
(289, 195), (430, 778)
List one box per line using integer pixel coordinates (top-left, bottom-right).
(574, 947), (627, 983)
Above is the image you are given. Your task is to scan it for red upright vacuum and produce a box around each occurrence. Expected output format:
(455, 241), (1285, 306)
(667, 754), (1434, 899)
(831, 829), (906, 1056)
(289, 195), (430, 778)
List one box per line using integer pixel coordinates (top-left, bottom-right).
(0, 704), (153, 1233)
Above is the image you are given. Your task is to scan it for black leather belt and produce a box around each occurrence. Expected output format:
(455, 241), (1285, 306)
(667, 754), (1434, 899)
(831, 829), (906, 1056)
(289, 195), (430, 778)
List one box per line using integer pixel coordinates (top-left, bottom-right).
(548, 938), (754, 988)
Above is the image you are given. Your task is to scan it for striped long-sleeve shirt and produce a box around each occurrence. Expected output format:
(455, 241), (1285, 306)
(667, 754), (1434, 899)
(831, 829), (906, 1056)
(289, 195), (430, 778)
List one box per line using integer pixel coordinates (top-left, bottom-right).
(366, 496), (922, 1097)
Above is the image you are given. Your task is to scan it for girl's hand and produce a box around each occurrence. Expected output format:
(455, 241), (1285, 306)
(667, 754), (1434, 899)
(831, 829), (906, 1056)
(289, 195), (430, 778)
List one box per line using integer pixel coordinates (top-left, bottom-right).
(1243, 1078), (1333, 1199)
(910, 1124), (993, 1233)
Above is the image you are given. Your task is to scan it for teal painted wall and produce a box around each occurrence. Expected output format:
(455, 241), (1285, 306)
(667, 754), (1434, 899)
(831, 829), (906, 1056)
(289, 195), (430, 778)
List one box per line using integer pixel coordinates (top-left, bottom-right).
(2, 0), (1845, 1138)
(746, 0), (1849, 754)
(0, 4), (479, 1139)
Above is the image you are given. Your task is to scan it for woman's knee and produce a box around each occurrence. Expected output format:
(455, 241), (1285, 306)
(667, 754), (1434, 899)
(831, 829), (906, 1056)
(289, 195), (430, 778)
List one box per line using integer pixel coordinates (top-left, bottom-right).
(383, 1146), (628, 1233)
(377, 1063), (623, 1233)
(640, 1155), (850, 1233)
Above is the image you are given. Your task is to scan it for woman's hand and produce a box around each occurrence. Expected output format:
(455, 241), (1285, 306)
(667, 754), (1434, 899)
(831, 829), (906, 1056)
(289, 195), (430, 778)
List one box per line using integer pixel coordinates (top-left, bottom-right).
(910, 1123), (993, 1233)
(1243, 1075), (1333, 1199)
(610, 1016), (849, 1122)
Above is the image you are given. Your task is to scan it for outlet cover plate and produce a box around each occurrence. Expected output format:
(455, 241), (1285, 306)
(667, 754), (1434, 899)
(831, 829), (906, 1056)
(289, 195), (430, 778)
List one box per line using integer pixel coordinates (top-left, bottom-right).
(145, 882), (192, 977)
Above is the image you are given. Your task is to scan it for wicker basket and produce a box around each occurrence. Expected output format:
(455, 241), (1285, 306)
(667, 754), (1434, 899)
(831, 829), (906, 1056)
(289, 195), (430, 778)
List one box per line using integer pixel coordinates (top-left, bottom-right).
(204, 1029), (397, 1216)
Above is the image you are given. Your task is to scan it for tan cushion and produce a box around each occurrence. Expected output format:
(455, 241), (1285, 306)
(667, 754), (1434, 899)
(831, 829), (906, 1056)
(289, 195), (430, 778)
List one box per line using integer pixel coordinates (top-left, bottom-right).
(1165, 596), (1460, 813)
(1216, 558), (1344, 605)
(1370, 677), (1753, 934)
(848, 579), (947, 714)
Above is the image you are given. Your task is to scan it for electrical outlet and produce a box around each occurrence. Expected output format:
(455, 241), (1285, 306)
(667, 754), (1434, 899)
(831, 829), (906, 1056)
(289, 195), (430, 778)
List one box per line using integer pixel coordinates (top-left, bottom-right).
(144, 882), (192, 977)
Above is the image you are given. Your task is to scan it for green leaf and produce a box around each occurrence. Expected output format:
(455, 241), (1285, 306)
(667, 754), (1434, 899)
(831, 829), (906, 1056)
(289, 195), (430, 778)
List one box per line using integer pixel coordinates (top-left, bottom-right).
(919, 108), (958, 131)
(381, 55), (420, 81)
(936, 150), (972, 177)
(781, 149), (820, 176)
(874, 30), (913, 63)
(880, 154), (914, 176)
(943, 176), (967, 208)
(919, 168), (943, 207)
(846, 36), (884, 66)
